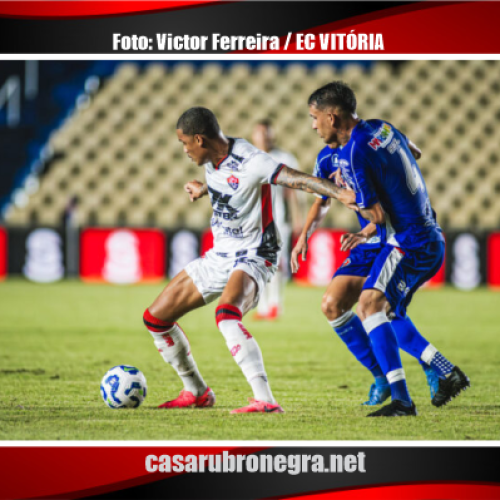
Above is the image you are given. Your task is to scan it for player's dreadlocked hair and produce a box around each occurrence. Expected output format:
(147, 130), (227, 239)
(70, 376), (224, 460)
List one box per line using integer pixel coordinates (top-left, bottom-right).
(308, 81), (357, 115)
(177, 107), (221, 138)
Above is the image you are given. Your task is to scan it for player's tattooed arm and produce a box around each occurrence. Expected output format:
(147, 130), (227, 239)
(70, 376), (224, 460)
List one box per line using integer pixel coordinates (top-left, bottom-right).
(275, 166), (355, 206)
(358, 202), (386, 225)
(184, 180), (208, 202)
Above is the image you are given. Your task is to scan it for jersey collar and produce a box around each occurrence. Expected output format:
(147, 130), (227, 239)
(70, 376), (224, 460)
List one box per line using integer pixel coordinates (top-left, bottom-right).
(214, 138), (235, 170)
(352, 119), (366, 135)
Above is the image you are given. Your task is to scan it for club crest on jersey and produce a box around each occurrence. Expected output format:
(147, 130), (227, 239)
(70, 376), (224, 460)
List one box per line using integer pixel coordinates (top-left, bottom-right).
(227, 175), (239, 190)
(368, 123), (393, 151)
(332, 153), (340, 169)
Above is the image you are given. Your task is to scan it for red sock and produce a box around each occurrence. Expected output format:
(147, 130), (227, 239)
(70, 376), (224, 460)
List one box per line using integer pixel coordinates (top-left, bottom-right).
(143, 309), (174, 333)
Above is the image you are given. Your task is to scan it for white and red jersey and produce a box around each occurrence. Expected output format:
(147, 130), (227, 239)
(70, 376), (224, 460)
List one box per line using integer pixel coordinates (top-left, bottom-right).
(204, 138), (285, 264)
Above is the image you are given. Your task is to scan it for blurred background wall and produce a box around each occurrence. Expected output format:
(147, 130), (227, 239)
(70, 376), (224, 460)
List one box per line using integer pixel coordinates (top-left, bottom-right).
(0, 60), (499, 288)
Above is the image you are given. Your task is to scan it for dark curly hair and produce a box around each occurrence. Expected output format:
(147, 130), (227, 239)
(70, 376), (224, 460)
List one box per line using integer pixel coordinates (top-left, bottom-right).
(176, 107), (220, 138)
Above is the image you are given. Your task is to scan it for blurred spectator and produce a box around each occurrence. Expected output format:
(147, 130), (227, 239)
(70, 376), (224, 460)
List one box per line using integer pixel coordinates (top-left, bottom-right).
(252, 119), (305, 320)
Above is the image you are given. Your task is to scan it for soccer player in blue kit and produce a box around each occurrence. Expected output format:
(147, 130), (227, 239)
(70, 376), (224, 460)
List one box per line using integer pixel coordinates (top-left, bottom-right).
(293, 82), (470, 416)
(293, 142), (449, 407)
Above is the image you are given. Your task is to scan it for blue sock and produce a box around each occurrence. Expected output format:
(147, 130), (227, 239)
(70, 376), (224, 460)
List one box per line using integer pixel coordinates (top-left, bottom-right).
(391, 315), (430, 360)
(363, 312), (412, 406)
(393, 316), (455, 379)
(329, 311), (384, 379)
(375, 375), (389, 389)
(421, 344), (455, 379)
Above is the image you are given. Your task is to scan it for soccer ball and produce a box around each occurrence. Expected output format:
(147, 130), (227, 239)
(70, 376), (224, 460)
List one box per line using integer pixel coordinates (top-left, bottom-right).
(100, 365), (147, 409)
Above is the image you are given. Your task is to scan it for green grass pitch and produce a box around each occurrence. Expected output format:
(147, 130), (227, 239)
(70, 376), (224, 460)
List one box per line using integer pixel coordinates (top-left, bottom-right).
(0, 279), (498, 441)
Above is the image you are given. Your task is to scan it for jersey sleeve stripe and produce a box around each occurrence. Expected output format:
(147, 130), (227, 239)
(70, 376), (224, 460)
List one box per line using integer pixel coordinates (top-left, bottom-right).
(261, 184), (274, 229)
(270, 163), (286, 184)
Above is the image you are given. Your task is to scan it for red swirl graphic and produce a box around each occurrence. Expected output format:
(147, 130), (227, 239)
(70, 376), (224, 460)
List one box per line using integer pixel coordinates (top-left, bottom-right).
(241, 1), (500, 54)
(0, 445), (268, 499)
(0, 1), (232, 20)
(277, 482), (500, 500)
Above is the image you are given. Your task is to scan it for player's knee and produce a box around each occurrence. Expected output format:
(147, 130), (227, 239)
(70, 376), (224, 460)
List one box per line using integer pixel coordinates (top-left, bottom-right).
(358, 289), (385, 321)
(321, 293), (344, 321)
(356, 298), (365, 321)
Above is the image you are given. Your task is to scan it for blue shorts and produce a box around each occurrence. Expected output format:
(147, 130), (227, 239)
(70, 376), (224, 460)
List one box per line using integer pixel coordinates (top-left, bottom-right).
(363, 241), (445, 318)
(333, 246), (381, 279)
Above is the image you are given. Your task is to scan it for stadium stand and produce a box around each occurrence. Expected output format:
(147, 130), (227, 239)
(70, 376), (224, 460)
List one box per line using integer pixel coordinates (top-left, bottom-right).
(4, 61), (500, 230)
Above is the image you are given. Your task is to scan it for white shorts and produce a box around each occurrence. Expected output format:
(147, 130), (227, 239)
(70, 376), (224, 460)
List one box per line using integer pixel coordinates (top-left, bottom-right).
(185, 249), (278, 308)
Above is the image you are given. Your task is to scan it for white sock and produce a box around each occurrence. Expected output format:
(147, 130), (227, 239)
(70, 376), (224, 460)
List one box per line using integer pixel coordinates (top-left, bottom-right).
(147, 323), (208, 397)
(217, 318), (275, 403)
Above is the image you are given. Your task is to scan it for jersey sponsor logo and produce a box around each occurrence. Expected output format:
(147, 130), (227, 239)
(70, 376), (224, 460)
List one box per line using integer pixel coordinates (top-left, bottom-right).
(222, 226), (244, 238)
(208, 186), (239, 220)
(211, 218), (244, 238)
(339, 160), (356, 191)
(226, 159), (240, 171)
(387, 137), (400, 154)
(368, 137), (382, 150)
(227, 175), (239, 190)
(368, 123), (393, 150)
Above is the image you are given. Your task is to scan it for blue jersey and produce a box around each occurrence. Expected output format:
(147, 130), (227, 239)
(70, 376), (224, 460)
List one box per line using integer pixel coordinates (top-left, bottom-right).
(313, 145), (385, 249)
(338, 119), (444, 250)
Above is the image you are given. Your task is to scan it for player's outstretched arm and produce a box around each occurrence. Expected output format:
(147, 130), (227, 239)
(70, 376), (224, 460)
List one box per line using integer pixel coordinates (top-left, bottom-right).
(275, 166), (355, 206)
(184, 180), (208, 202)
(291, 197), (331, 273)
(284, 188), (306, 235)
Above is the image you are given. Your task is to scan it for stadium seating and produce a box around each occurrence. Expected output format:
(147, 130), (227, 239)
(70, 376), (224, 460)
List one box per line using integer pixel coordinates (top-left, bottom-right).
(4, 61), (500, 230)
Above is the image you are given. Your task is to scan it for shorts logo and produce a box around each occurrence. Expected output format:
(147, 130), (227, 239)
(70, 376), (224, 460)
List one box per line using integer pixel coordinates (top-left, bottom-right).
(227, 175), (239, 190)
(341, 258), (351, 268)
(398, 280), (410, 296)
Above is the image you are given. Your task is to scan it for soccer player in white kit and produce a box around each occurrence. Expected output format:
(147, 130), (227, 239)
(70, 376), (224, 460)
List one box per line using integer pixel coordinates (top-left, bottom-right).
(252, 120), (304, 319)
(143, 107), (353, 413)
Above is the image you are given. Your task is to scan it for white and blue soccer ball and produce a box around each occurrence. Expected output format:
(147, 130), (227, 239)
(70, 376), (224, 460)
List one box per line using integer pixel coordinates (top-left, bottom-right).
(100, 365), (147, 409)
